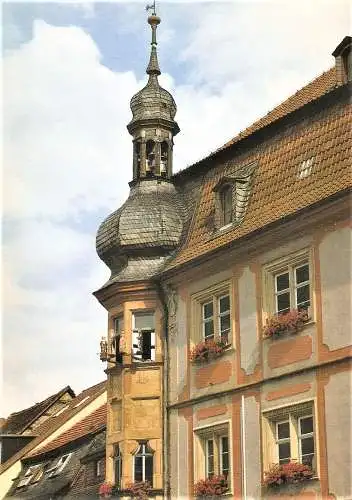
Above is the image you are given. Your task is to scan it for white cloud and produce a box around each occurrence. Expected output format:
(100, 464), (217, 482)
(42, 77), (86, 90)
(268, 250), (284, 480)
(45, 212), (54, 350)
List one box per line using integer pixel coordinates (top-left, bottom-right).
(1, 1), (349, 415)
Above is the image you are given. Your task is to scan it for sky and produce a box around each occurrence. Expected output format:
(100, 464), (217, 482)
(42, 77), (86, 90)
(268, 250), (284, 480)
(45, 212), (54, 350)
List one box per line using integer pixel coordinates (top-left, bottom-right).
(1, 0), (350, 417)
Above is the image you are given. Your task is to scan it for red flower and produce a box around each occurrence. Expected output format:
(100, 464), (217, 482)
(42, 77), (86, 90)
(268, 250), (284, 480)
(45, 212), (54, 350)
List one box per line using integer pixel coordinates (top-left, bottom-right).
(264, 462), (314, 487)
(194, 476), (228, 496)
(126, 481), (152, 499)
(99, 482), (112, 496)
(263, 309), (309, 338)
(190, 340), (226, 363)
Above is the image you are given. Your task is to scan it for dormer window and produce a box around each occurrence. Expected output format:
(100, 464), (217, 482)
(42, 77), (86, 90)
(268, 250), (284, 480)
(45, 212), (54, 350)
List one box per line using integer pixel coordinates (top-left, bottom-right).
(213, 162), (257, 232)
(220, 185), (233, 227)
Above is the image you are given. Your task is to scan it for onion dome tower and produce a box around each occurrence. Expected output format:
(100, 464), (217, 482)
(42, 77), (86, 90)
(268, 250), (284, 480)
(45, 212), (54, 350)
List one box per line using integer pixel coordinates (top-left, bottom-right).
(95, 7), (183, 290)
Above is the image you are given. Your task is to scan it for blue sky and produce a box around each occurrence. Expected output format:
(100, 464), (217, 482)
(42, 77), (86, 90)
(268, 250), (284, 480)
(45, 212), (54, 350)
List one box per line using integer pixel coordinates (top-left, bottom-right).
(1, 0), (349, 416)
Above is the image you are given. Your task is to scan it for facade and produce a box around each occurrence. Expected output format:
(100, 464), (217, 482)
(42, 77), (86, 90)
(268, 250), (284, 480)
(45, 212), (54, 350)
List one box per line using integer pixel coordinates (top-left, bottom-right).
(0, 382), (106, 499)
(95, 14), (351, 499)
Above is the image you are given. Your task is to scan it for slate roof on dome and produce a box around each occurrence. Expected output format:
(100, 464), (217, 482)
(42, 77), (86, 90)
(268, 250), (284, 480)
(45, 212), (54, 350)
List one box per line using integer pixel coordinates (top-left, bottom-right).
(96, 180), (184, 278)
(127, 12), (179, 133)
(165, 65), (351, 271)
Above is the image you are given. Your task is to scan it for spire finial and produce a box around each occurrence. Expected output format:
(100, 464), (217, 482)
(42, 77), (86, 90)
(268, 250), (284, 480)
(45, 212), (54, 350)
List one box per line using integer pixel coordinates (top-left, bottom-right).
(145, 2), (161, 76)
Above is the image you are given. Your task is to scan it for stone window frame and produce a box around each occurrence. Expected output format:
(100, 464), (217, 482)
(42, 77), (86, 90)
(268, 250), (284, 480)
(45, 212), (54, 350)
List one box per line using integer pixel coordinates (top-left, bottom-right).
(193, 421), (232, 489)
(262, 248), (314, 321)
(262, 400), (318, 477)
(132, 441), (154, 486)
(114, 444), (122, 489)
(191, 280), (233, 347)
(131, 310), (156, 362)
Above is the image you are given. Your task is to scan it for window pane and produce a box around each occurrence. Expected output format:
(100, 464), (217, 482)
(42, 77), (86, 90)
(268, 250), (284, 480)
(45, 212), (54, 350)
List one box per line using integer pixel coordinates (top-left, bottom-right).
(134, 312), (155, 330)
(134, 456), (143, 482)
(114, 317), (124, 335)
(222, 187), (232, 225)
(297, 285), (310, 305)
(301, 437), (314, 455)
(296, 264), (309, 284)
(276, 273), (289, 291)
(277, 292), (290, 313)
(300, 416), (313, 435)
(145, 456), (153, 486)
(221, 436), (229, 476)
(207, 439), (214, 478)
(277, 422), (290, 439)
(278, 442), (291, 462)
(220, 314), (230, 334)
(204, 320), (214, 339)
(203, 302), (213, 319)
(302, 453), (314, 468)
(219, 295), (230, 312)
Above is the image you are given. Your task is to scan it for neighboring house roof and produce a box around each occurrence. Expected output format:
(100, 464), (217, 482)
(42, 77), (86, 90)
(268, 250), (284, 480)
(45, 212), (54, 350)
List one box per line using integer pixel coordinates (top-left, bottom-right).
(28, 404), (106, 457)
(165, 65), (350, 271)
(0, 386), (75, 436)
(0, 380), (106, 474)
(7, 426), (106, 499)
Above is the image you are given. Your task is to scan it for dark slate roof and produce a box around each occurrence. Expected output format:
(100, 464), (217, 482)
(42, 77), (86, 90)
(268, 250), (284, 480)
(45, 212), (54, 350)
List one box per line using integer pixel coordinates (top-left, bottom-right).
(7, 439), (96, 499)
(0, 386), (75, 435)
(96, 179), (185, 285)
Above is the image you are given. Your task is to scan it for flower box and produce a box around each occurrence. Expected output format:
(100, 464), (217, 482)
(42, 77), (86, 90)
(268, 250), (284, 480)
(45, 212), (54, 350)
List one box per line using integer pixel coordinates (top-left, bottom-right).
(125, 481), (152, 499)
(264, 462), (314, 487)
(263, 309), (309, 339)
(194, 475), (228, 497)
(190, 340), (227, 363)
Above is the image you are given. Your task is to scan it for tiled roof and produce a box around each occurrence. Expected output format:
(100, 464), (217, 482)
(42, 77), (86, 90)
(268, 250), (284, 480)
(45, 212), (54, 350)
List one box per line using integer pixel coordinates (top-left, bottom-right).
(0, 386), (75, 435)
(0, 380), (106, 473)
(166, 67), (350, 270)
(29, 404), (106, 457)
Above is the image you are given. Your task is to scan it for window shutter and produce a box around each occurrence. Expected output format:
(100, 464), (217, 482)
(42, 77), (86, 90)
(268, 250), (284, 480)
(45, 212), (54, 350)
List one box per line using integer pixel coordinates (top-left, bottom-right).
(150, 331), (156, 361)
(132, 329), (142, 360)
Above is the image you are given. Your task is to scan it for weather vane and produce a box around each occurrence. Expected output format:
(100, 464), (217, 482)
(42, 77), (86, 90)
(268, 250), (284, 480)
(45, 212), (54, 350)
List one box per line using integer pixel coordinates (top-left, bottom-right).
(145, 0), (156, 16)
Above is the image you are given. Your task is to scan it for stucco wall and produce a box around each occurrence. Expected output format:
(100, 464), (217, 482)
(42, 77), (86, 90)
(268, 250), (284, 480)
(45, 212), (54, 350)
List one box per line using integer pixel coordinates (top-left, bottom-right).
(325, 369), (352, 498)
(238, 267), (258, 374)
(319, 226), (352, 350)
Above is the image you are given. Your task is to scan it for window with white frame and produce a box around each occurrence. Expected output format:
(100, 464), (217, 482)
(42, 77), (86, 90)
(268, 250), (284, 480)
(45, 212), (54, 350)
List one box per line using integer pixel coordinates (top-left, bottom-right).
(46, 453), (72, 477)
(263, 402), (316, 472)
(132, 312), (155, 362)
(17, 465), (42, 488)
(195, 424), (231, 482)
(200, 293), (231, 344)
(95, 458), (104, 477)
(133, 441), (154, 486)
(113, 315), (124, 362)
(264, 251), (312, 317)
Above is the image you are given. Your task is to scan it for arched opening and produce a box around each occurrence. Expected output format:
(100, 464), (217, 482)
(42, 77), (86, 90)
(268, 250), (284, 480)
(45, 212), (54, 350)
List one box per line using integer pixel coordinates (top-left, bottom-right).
(220, 185), (233, 226)
(146, 140), (156, 175)
(133, 441), (154, 485)
(134, 142), (141, 177)
(160, 141), (168, 176)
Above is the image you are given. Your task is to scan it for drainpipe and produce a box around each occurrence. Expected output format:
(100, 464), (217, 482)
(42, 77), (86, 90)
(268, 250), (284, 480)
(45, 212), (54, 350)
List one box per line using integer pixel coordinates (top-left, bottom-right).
(241, 395), (247, 500)
(158, 284), (169, 500)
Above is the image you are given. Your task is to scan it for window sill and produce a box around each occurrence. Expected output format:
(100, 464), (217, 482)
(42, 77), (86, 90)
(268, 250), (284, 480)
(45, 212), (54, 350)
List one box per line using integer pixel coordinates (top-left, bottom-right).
(263, 476), (319, 490)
